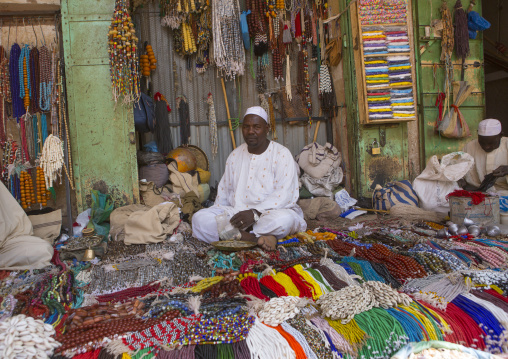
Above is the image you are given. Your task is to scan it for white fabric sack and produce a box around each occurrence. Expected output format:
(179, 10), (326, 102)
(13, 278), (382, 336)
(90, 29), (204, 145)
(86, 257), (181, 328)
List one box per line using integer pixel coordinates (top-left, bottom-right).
(301, 167), (344, 199)
(413, 152), (474, 213)
(296, 142), (342, 179)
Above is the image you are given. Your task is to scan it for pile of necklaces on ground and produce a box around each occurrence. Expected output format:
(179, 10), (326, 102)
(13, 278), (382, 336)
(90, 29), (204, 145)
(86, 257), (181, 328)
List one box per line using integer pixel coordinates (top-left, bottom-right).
(0, 16), (74, 209)
(1, 216), (508, 359)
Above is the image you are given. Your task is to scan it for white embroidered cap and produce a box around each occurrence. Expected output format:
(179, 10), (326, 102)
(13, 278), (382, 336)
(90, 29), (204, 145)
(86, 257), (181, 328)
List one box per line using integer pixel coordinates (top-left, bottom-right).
(244, 106), (269, 124)
(478, 118), (502, 136)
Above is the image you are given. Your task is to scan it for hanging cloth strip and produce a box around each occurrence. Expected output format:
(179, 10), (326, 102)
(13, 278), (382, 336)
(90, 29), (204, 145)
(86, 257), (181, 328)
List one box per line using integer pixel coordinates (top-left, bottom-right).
(176, 96), (190, 145)
(153, 92), (174, 154)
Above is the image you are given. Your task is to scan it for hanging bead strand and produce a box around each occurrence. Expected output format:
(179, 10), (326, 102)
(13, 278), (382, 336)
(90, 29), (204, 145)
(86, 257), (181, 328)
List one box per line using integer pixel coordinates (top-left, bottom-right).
(29, 47), (41, 113)
(108, 0), (139, 105)
(19, 45), (31, 111)
(39, 45), (52, 112)
(50, 47), (59, 135)
(9, 44), (25, 120)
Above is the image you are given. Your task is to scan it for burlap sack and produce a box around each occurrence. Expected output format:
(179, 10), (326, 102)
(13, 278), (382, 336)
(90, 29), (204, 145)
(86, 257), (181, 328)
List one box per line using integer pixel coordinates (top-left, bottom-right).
(28, 209), (62, 245)
(110, 204), (150, 241)
(139, 181), (172, 207)
(124, 202), (180, 245)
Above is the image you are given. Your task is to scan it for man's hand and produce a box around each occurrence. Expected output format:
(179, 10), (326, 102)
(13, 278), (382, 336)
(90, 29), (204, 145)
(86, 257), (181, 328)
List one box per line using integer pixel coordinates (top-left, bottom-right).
(230, 210), (256, 229)
(492, 166), (508, 177)
(457, 178), (467, 188)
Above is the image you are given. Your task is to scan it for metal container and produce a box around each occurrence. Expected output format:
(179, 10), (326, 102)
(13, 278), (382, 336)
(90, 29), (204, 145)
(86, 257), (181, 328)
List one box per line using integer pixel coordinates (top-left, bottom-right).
(449, 196), (500, 226)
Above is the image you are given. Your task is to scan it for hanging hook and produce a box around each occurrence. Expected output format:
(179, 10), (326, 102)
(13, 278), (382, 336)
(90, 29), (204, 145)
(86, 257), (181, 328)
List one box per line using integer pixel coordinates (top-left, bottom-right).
(31, 18), (38, 48)
(53, 14), (59, 47)
(38, 17), (46, 46)
(7, 20), (11, 49)
(15, 18), (18, 44)
(22, 17), (28, 46)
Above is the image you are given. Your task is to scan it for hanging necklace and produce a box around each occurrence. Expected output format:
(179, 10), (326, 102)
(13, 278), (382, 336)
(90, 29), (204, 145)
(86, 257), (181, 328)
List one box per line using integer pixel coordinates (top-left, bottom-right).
(19, 44), (31, 111)
(212, 0), (245, 80)
(196, 4), (212, 73)
(39, 45), (52, 112)
(9, 44), (25, 120)
(0, 46), (10, 103)
(39, 134), (64, 189)
(207, 93), (218, 159)
(161, 0), (183, 29)
(58, 60), (74, 189)
(50, 46), (58, 135)
(108, 0), (139, 105)
(0, 46), (9, 143)
(29, 46), (41, 113)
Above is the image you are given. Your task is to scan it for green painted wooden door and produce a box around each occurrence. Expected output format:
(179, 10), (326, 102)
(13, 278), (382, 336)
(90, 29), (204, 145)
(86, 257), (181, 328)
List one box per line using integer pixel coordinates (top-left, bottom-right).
(61, 0), (139, 211)
(415, 0), (485, 161)
(340, 0), (485, 199)
(341, 0), (413, 198)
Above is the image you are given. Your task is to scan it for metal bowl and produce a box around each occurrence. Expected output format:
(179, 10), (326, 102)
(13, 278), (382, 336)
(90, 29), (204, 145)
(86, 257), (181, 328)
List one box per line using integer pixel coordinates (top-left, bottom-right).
(436, 228), (449, 239)
(457, 225), (469, 235)
(486, 225), (501, 237)
(463, 218), (475, 227)
(448, 223), (459, 235)
(468, 225), (481, 237)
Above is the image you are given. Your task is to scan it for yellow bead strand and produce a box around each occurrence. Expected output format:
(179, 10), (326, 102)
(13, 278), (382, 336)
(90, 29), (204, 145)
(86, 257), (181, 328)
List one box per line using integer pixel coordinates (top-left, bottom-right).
(190, 276), (224, 293)
(293, 264), (323, 299)
(272, 272), (300, 297)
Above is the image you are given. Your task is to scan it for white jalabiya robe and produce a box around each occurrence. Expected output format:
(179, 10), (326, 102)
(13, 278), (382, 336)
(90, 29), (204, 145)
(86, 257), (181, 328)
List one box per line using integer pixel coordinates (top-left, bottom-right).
(192, 142), (306, 243)
(463, 137), (508, 196)
(0, 182), (54, 270)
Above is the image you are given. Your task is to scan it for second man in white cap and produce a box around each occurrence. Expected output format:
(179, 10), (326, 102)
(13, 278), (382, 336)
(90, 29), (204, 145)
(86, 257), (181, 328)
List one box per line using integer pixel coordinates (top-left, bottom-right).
(461, 118), (508, 194)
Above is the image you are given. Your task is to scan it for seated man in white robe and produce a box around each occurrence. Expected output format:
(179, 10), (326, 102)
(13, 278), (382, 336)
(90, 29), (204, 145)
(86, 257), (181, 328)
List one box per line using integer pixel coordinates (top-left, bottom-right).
(0, 181), (54, 270)
(460, 118), (508, 195)
(192, 106), (306, 250)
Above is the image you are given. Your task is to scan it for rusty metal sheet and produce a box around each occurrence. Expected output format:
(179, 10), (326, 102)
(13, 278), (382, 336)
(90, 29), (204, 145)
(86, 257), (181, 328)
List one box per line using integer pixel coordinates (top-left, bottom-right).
(358, 124), (409, 195)
(62, 0), (139, 211)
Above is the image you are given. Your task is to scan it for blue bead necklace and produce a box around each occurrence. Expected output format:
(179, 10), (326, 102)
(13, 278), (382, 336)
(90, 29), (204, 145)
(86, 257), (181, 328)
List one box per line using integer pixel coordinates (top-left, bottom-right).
(9, 44), (25, 120)
(19, 45), (31, 101)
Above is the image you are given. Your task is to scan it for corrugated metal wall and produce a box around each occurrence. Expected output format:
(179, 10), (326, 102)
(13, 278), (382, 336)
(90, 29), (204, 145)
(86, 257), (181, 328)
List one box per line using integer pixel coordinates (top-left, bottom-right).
(134, 3), (328, 187)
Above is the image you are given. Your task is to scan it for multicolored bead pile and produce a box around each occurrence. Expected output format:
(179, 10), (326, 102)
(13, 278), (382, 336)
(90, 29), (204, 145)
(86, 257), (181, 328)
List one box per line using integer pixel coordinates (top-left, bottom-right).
(1, 219), (508, 359)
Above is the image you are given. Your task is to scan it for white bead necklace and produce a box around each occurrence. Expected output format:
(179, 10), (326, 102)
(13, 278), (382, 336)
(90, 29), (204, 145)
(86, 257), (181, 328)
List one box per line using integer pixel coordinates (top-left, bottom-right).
(39, 134), (64, 189)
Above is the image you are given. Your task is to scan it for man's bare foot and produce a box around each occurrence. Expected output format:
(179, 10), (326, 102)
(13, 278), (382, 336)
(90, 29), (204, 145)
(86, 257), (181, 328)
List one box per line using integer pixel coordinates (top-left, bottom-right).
(257, 235), (277, 251)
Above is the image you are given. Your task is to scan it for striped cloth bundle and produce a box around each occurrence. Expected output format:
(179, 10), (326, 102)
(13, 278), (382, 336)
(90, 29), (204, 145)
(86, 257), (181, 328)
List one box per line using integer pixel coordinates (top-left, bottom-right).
(367, 90), (393, 119)
(362, 31), (387, 55)
(386, 29), (410, 53)
(388, 56), (411, 86)
(391, 88), (415, 118)
(365, 57), (389, 89)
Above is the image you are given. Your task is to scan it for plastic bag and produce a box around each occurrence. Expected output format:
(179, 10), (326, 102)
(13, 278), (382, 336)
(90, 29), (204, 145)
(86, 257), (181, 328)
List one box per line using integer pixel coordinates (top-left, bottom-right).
(334, 189), (357, 213)
(215, 213), (241, 241)
(89, 190), (114, 236)
(468, 11), (490, 32)
(438, 82), (473, 138)
(240, 10), (251, 50)
(73, 208), (91, 237)
(413, 152), (474, 213)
